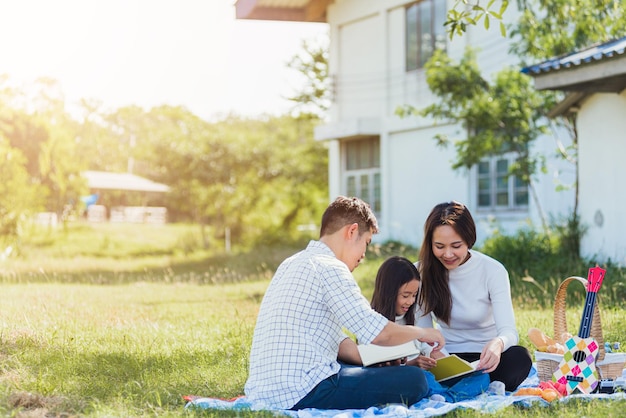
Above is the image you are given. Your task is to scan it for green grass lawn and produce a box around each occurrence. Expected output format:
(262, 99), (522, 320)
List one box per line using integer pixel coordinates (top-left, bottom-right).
(0, 222), (624, 417)
(0, 281), (264, 417)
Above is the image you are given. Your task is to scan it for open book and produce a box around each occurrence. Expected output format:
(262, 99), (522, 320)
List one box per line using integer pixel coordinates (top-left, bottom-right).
(430, 354), (480, 382)
(356, 340), (422, 367)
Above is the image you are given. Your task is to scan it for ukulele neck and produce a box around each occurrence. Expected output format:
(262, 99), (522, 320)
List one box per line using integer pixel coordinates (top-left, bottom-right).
(578, 290), (597, 339)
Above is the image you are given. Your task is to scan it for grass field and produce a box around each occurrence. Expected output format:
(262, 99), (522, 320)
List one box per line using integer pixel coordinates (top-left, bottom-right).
(0, 223), (624, 417)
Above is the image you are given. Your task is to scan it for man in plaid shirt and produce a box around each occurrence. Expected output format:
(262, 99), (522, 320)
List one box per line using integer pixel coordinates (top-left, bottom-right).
(245, 196), (445, 410)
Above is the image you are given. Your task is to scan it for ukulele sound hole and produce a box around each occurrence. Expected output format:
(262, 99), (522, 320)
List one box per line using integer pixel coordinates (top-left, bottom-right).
(573, 350), (587, 363)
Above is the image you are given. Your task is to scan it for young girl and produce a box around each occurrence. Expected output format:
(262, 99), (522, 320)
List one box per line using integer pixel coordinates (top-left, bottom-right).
(369, 256), (437, 369)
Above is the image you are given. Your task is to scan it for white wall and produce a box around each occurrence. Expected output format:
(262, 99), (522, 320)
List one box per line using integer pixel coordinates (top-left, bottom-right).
(529, 123), (577, 226)
(384, 123), (467, 246)
(336, 14), (385, 119)
(577, 92), (626, 264)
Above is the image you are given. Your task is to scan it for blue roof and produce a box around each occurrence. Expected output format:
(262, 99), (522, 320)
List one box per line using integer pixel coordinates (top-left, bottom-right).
(521, 36), (626, 75)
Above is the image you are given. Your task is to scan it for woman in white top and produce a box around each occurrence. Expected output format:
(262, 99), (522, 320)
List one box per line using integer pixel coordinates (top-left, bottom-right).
(415, 201), (532, 391)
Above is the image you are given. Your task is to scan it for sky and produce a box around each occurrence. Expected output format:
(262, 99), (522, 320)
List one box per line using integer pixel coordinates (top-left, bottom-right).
(0, 0), (328, 119)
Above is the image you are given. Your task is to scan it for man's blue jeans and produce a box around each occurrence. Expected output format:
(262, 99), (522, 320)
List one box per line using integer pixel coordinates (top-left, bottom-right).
(290, 364), (429, 410)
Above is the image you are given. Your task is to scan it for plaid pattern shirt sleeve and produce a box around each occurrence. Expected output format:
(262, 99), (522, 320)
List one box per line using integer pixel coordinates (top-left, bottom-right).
(244, 240), (388, 409)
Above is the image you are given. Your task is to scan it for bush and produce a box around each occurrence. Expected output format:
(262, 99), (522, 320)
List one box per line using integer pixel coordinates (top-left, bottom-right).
(479, 228), (557, 281)
(478, 212), (592, 282)
(477, 214), (625, 308)
(552, 212), (587, 259)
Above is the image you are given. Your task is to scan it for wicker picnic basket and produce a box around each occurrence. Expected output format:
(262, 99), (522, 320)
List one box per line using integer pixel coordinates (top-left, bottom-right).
(535, 276), (626, 382)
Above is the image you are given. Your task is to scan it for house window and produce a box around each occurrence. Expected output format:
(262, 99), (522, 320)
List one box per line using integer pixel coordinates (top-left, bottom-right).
(406, 0), (447, 71)
(477, 155), (529, 210)
(344, 137), (381, 214)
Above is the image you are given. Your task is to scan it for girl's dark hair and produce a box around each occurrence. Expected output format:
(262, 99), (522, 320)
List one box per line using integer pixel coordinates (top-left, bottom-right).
(370, 256), (420, 325)
(417, 201), (476, 324)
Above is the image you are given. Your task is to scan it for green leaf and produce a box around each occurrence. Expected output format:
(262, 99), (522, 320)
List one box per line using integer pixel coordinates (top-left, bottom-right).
(434, 134), (450, 148)
(499, 1), (509, 15)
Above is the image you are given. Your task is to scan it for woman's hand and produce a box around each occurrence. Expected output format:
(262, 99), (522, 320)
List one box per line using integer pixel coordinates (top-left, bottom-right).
(477, 338), (504, 373)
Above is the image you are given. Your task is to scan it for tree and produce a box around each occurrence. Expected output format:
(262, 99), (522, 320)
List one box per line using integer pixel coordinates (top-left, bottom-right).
(0, 76), (86, 218)
(445, 0), (509, 39)
(286, 36), (331, 121)
(0, 136), (42, 245)
(510, 0), (626, 62)
(30, 78), (87, 217)
(75, 98), (132, 173)
(135, 106), (328, 248)
(0, 108), (49, 179)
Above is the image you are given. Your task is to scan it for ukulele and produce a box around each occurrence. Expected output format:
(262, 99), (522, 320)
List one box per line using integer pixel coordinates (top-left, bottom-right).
(552, 266), (606, 394)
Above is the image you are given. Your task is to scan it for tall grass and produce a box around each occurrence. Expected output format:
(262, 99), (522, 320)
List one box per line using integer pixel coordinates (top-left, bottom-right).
(0, 222), (624, 416)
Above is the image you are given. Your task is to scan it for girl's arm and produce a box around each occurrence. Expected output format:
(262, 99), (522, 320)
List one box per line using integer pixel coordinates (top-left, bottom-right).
(406, 354), (437, 369)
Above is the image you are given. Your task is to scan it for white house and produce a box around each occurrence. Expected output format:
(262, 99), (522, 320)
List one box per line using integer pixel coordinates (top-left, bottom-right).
(236, 1), (576, 250)
(522, 36), (626, 265)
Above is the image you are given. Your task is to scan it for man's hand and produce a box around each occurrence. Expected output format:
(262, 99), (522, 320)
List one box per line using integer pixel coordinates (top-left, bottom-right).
(416, 327), (445, 353)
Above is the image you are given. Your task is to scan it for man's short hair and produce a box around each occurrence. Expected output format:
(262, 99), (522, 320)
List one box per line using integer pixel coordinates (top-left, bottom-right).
(320, 196), (379, 237)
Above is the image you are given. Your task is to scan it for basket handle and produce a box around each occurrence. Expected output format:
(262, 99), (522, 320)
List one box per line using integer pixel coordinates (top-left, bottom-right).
(553, 276), (605, 361)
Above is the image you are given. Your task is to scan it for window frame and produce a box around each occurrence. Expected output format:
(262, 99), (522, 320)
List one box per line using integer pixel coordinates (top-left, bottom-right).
(342, 137), (381, 215)
(405, 0), (447, 71)
(474, 153), (530, 212)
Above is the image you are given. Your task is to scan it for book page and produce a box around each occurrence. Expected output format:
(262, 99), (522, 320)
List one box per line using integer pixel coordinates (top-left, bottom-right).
(430, 354), (480, 382)
(356, 340), (422, 367)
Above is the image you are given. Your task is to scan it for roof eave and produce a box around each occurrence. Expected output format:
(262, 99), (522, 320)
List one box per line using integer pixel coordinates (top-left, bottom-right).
(524, 53), (626, 118)
(546, 92), (588, 118)
(531, 56), (626, 93)
(235, 0), (329, 23)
